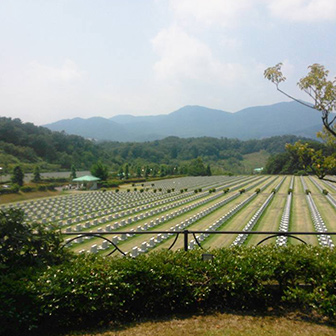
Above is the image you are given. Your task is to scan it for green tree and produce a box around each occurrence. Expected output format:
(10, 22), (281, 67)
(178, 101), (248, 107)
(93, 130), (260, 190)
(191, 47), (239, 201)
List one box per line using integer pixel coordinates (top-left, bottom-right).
(160, 165), (166, 177)
(265, 152), (292, 174)
(90, 161), (109, 181)
(118, 166), (124, 180)
(285, 142), (336, 179)
(70, 164), (77, 180)
(32, 165), (41, 183)
(264, 63), (336, 138)
(206, 164), (212, 176)
(136, 166), (142, 178)
(124, 163), (129, 179)
(0, 208), (69, 269)
(145, 165), (150, 178)
(188, 157), (207, 176)
(11, 165), (24, 186)
(317, 125), (336, 149)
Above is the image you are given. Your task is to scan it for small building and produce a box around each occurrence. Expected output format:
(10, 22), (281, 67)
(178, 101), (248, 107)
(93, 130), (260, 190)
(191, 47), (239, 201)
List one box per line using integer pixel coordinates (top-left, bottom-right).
(253, 167), (264, 174)
(72, 175), (101, 190)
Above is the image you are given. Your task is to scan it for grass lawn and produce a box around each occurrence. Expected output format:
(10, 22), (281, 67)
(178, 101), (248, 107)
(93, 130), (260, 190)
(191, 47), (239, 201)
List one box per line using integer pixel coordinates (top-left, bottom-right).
(65, 311), (336, 336)
(242, 150), (270, 174)
(0, 190), (63, 204)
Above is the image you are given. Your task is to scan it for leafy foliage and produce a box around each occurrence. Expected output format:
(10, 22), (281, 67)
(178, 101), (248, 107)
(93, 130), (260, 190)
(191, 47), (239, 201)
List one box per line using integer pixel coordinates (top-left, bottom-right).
(265, 63), (336, 137)
(0, 208), (72, 335)
(265, 140), (336, 177)
(3, 246), (336, 335)
(0, 117), (100, 171)
(11, 165), (24, 186)
(90, 161), (109, 181)
(32, 165), (41, 183)
(0, 208), (70, 270)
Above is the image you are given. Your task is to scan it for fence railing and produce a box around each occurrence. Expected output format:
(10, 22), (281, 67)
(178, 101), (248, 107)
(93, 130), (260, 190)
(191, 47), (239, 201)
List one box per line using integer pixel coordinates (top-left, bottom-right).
(62, 230), (336, 256)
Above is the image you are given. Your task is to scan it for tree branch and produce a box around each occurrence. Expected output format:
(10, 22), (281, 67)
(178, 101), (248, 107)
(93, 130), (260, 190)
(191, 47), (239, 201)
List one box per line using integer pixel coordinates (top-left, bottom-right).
(322, 116), (336, 137)
(276, 87), (316, 110)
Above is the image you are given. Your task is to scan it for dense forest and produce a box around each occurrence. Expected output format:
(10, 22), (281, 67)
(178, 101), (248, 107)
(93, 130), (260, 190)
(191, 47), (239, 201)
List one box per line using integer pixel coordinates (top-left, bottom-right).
(265, 137), (336, 177)
(0, 117), (318, 176)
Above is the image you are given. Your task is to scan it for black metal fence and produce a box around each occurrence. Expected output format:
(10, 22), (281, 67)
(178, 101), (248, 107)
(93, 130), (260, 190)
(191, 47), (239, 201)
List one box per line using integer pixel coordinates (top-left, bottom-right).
(62, 230), (336, 256)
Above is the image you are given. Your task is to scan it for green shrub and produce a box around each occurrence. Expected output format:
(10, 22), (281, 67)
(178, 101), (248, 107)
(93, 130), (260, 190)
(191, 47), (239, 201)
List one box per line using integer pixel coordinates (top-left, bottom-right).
(306, 189), (311, 194)
(288, 188), (293, 194)
(0, 208), (70, 269)
(20, 186), (35, 193)
(239, 188), (245, 194)
(4, 244), (336, 334)
(11, 184), (20, 193)
(295, 170), (308, 176)
(37, 185), (47, 191)
(115, 189), (119, 193)
(323, 189), (329, 195)
(255, 188), (261, 194)
(46, 184), (57, 191)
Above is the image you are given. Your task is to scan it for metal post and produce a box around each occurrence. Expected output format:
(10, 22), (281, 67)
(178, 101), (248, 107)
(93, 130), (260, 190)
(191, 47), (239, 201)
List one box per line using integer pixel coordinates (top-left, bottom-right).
(184, 230), (189, 251)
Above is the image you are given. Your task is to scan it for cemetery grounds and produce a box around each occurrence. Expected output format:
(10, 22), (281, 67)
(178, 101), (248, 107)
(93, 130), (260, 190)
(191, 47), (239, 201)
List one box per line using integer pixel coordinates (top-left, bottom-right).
(2, 174), (336, 255)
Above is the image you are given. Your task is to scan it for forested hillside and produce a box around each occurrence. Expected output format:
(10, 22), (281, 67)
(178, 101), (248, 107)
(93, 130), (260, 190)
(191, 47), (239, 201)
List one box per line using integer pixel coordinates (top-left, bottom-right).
(0, 117), (317, 175)
(0, 117), (101, 171)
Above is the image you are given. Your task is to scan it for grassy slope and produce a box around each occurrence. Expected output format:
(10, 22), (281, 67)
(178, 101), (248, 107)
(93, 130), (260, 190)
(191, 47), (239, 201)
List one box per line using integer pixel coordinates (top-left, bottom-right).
(0, 190), (63, 204)
(241, 150), (270, 174)
(66, 312), (336, 336)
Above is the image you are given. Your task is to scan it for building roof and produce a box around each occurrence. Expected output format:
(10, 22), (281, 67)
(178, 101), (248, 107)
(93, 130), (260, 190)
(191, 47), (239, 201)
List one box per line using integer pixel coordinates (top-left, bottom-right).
(72, 175), (101, 182)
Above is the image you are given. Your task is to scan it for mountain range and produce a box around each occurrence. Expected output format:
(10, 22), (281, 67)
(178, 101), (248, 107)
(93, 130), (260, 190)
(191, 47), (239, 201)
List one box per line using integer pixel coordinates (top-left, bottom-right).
(44, 101), (323, 142)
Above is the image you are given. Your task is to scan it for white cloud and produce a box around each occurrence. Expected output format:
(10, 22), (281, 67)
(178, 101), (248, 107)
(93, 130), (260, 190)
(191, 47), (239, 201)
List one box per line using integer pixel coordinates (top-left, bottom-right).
(0, 59), (87, 124)
(168, 0), (336, 26)
(152, 25), (245, 85)
(267, 0), (336, 22)
(169, 0), (255, 27)
(27, 59), (84, 83)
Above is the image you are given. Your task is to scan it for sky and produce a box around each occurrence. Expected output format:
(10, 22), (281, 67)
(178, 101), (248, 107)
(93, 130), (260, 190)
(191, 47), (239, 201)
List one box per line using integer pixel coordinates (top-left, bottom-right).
(0, 0), (335, 125)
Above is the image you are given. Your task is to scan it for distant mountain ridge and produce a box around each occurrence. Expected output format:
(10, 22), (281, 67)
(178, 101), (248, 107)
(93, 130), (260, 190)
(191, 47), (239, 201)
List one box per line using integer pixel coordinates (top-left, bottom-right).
(44, 101), (323, 142)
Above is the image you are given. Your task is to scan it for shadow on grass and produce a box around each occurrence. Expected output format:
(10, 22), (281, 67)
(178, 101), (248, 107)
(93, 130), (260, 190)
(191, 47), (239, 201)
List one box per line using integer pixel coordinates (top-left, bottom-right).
(49, 306), (336, 336)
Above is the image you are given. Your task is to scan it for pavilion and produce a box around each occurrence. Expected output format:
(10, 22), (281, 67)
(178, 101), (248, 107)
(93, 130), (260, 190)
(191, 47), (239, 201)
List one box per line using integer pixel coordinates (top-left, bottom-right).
(72, 175), (101, 190)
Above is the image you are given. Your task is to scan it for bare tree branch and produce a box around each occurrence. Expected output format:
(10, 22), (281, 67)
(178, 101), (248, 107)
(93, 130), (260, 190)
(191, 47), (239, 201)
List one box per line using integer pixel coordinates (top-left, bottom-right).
(276, 87), (316, 110)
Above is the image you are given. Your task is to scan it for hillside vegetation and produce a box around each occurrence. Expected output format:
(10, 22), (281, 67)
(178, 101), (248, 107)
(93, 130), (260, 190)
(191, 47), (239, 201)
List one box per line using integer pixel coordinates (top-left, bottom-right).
(0, 117), (315, 176)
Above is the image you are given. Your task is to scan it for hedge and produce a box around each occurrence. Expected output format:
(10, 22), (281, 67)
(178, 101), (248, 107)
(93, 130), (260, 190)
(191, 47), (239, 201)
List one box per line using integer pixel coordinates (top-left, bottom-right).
(2, 246), (336, 335)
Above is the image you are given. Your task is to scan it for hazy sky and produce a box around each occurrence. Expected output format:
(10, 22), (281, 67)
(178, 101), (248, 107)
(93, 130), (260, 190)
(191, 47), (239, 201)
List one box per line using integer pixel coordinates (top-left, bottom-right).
(0, 0), (335, 125)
